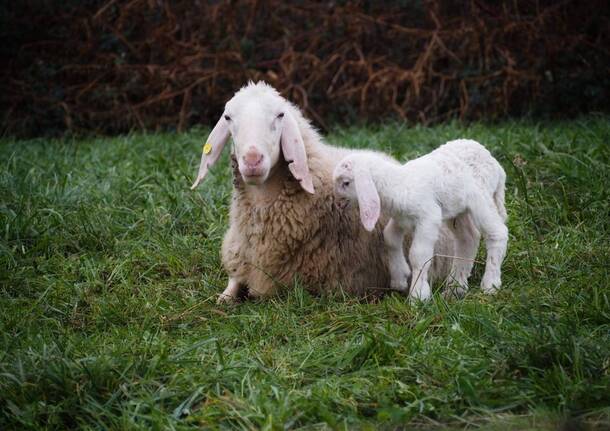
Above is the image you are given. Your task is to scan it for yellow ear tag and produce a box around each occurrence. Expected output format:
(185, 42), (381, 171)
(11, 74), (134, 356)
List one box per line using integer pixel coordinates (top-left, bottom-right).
(203, 142), (212, 155)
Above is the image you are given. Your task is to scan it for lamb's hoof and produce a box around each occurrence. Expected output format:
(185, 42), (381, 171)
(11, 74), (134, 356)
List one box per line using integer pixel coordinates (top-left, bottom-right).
(481, 279), (501, 294)
(409, 284), (432, 302)
(409, 293), (432, 303)
(443, 284), (468, 299)
(481, 271), (501, 293)
(481, 285), (500, 294)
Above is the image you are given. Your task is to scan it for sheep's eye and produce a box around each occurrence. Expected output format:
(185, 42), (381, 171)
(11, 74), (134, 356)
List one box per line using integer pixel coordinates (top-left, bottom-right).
(277, 112), (284, 119)
(224, 115), (231, 121)
(342, 180), (350, 188)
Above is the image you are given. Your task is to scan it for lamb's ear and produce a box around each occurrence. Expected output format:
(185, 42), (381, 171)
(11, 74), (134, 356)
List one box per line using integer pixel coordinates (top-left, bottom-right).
(354, 167), (380, 232)
(281, 111), (315, 194)
(191, 116), (230, 189)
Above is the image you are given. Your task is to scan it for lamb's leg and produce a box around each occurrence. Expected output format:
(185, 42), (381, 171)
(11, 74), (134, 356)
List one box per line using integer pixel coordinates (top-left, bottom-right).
(409, 218), (441, 301)
(383, 218), (411, 292)
(217, 277), (242, 304)
(470, 197), (508, 293)
(446, 213), (480, 297)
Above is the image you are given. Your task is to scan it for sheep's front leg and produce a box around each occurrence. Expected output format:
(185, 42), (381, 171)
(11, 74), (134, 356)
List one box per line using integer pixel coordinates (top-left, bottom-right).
(217, 277), (242, 304)
(383, 218), (411, 292)
(409, 218), (441, 301)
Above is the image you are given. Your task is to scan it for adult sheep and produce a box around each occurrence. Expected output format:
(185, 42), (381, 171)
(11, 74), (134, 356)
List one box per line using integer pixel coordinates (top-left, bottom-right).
(191, 82), (479, 303)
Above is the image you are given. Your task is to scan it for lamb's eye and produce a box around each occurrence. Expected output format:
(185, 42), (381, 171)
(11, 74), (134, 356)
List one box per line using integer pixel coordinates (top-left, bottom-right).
(342, 180), (350, 188)
(277, 112), (285, 119)
(224, 115), (231, 121)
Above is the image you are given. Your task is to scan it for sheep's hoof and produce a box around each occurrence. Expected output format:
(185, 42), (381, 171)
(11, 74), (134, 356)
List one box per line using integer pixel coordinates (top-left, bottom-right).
(216, 293), (237, 304)
(390, 272), (411, 293)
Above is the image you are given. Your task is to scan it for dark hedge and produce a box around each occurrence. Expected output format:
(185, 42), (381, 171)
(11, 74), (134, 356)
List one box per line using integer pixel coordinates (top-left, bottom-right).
(2, 0), (609, 136)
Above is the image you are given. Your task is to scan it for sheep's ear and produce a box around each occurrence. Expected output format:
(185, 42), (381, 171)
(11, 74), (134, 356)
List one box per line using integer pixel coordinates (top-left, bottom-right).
(354, 167), (380, 232)
(281, 111), (315, 194)
(191, 116), (230, 189)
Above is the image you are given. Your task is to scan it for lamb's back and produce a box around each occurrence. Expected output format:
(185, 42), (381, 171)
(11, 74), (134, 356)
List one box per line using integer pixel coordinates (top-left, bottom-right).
(435, 139), (504, 195)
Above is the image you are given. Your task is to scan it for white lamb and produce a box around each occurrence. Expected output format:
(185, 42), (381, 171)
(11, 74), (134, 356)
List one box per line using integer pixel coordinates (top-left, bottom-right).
(333, 140), (508, 301)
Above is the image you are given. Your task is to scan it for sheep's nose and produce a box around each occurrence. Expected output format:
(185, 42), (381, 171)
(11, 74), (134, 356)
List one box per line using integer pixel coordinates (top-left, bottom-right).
(243, 149), (263, 167)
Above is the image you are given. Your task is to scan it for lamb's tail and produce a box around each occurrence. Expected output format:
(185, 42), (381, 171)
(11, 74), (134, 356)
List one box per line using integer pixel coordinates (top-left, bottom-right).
(494, 170), (508, 222)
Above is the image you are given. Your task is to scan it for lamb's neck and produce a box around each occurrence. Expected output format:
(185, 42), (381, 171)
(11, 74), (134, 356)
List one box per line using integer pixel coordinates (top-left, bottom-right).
(370, 162), (410, 215)
(370, 161), (405, 191)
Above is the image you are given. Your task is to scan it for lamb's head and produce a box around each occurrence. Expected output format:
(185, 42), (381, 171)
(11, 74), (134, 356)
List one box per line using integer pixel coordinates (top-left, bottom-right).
(333, 155), (381, 232)
(333, 156), (357, 201)
(191, 81), (314, 193)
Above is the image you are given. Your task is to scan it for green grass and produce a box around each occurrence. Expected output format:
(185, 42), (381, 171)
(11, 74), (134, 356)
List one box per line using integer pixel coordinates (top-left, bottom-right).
(1, 117), (609, 430)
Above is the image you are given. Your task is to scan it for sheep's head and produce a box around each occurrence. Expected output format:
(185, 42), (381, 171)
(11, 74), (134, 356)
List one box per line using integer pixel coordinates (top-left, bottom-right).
(191, 82), (314, 193)
(333, 155), (380, 232)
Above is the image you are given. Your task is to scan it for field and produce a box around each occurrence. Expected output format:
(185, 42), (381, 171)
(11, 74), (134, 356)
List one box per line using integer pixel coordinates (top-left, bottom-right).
(1, 117), (609, 430)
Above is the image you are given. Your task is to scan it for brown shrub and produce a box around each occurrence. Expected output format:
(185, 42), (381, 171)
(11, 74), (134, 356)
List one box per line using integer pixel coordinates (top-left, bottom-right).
(2, 0), (609, 136)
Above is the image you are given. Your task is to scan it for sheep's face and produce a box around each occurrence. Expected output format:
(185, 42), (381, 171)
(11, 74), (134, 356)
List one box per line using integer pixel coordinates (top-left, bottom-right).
(333, 160), (357, 201)
(223, 91), (286, 185)
(192, 81), (314, 193)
